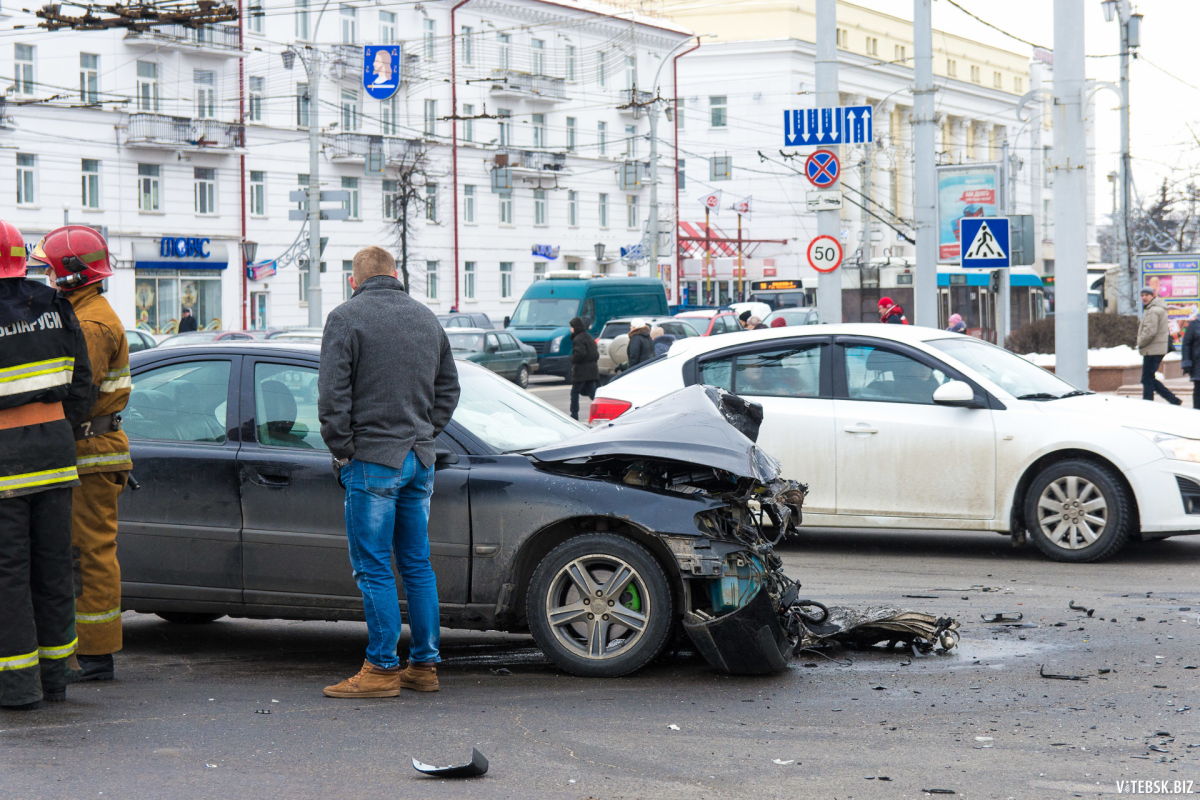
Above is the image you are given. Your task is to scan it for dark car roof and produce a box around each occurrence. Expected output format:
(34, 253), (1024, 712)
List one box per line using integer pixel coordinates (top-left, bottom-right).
(130, 341), (321, 364)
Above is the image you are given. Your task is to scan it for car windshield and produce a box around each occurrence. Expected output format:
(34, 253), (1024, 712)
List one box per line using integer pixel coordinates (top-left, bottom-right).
(600, 322), (631, 339)
(929, 337), (1079, 398)
(452, 365), (585, 451)
(509, 298), (579, 327)
(447, 332), (484, 352)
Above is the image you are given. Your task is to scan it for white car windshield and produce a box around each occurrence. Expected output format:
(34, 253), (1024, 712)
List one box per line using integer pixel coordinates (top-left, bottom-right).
(929, 337), (1084, 400)
(452, 365), (585, 452)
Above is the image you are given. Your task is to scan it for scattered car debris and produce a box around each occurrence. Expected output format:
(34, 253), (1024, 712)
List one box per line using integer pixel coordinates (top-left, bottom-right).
(667, 724), (680, 731)
(254, 709), (271, 715)
(980, 612), (1023, 622)
(797, 606), (960, 654)
(1068, 600), (1095, 617)
(922, 789), (956, 795)
(1039, 665), (1089, 681)
(902, 594), (941, 599)
(411, 748), (489, 779)
(772, 759), (794, 765)
(489, 668), (512, 676)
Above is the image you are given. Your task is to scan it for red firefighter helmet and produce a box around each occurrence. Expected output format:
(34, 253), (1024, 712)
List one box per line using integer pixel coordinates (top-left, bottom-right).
(32, 225), (113, 291)
(0, 220), (28, 279)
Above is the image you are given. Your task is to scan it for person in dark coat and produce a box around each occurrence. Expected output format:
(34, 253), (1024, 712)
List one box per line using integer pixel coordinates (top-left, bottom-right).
(651, 326), (676, 358)
(626, 319), (654, 368)
(177, 307), (198, 333)
(1180, 311), (1200, 409)
(568, 316), (599, 421)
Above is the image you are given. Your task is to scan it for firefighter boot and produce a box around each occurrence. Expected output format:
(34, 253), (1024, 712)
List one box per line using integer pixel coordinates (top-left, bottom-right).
(399, 661), (439, 692)
(41, 659), (67, 702)
(67, 653), (113, 683)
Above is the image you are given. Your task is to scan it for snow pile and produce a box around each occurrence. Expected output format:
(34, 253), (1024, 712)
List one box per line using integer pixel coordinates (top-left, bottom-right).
(1020, 345), (1181, 369)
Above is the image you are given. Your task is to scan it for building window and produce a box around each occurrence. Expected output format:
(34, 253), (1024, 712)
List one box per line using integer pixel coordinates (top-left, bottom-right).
(380, 11), (396, 44)
(137, 163), (160, 211)
(299, 263), (327, 304)
(250, 170), (266, 216)
(343, 259), (354, 301)
(597, 121), (607, 155)
(340, 89), (360, 131)
(710, 95), (727, 128)
(946, 58), (958, 78)
(566, 116), (577, 151)
(295, 0), (310, 39)
(194, 167), (216, 215)
(532, 113), (546, 148)
(381, 96), (397, 135)
(463, 184), (476, 223)
(498, 33), (511, 70)
(464, 261), (476, 300)
(499, 193), (513, 224)
(460, 25), (473, 65)
(79, 53), (99, 104)
(598, 193), (609, 228)
(567, 189), (578, 227)
(342, 176), (360, 219)
(970, 64), (981, 83)
(993, 70), (1003, 89)
(533, 261), (546, 281)
(382, 179), (399, 219)
(531, 38), (545, 74)
(135, 274), (222, 334)
(625, 124), (637, 158)
(836, 28), (847, 48)
(81, 159), (101, 209)
(500, 262), (513, 299)
(418, 17), (433, 60)
(296, 83), (310, 127)
(425, 260), (439, 300)
(340, 4), (357, 43)
(137, 61), (159, 111)
(626, 194), (639, 229)
(248, 76), (264, 122)
(194, 70), (216, 119)
(248, 0), (264, 34)
(677, 158), (685, 190)
(894, 44), (906, 63)
(498, 109), (511, 146)
(625, 54), (636, 90)
(14, 44), (35, 95)
(16, 153), (36, 205)
(565, 44), (577, 81)
(462, 103), (474, 142)
(597, 51), (607, 87)
(676, 97), (685, 129)
(1014, 76), (1024, 93)
(424, 99), (437, 136)
(533, 188), (547, 226)
(865, 36), (878, 56)
(425, 183), (438, 222)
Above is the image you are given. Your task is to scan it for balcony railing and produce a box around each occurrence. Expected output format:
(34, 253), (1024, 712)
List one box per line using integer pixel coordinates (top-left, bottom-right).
(495, 149), (567, 172)
(618, 88), (655, 117)
(488, 70), (567, 102)
(328, 133), (422, 165)
(126, 113), (244, 150)
(125, 23), (241, 52)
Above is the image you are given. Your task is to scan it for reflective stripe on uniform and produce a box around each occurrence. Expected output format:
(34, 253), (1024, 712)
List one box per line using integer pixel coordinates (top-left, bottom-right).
(76, 452), (131, 469)
(99, 366), (131, 393)
(0, 357), (75, 398)
(76, 608), (121, 624)
(0, 466), (79, 493)
(38, 638), (77, 660)
(0, 650), (39, 671)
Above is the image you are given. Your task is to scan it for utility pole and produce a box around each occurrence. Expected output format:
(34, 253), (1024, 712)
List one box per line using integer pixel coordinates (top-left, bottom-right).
(305, 48), (323, 328)
(1103, 0), (1142, 314)
(998, 137), (1012, 346)
(647, 102), (660, 281)
(912, 0), (937, 327)
(815, 0), (841, 323)
(1053, 0), (1088, 388)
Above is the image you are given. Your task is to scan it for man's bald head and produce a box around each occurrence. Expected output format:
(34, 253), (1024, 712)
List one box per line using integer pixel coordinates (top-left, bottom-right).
(351, 246), (397, 287)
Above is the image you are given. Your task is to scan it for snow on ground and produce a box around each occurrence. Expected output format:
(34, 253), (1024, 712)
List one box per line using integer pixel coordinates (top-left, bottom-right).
(1020, 345), (1181, 368)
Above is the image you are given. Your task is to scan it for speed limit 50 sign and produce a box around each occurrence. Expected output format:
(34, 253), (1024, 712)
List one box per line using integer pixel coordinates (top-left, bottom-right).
(807, 235), (843, 273)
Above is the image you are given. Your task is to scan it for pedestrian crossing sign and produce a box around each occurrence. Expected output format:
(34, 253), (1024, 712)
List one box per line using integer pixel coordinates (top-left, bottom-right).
(959, 217), (1010, 269)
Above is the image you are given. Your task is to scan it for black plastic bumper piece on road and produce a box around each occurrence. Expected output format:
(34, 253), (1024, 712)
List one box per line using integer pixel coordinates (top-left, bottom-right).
(682, 587), (793, 675)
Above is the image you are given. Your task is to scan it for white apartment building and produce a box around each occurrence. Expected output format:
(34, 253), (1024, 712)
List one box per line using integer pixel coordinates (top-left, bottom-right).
(1, 0), (690, 333)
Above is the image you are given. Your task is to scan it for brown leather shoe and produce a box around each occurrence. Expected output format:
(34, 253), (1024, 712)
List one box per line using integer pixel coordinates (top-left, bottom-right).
(323, 660), (401, 698)
(399, 661), (439, 692)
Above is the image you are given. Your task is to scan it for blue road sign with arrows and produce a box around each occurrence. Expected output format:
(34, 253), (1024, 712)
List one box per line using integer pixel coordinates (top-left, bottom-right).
(960, 217), (1010, 269)
(784, 105), (873, 147)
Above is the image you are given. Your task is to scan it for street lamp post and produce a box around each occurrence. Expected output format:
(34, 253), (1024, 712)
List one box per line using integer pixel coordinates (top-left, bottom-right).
(1102, 0), (1144, 315)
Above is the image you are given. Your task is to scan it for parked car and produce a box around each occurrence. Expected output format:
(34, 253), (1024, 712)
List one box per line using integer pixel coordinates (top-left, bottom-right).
(126, 329), (158, 354)
(117, 344), (805, 677)
(674, 309), (743, 336)
(597, 316), (701, 376)
(264, 327), (324, 342)
(447, 328), (537, 387)
(438, 312), (495, 330)
(156, 331), (257, 348)
(591, 323), (1200, 562)
(762, 308), (822, 328)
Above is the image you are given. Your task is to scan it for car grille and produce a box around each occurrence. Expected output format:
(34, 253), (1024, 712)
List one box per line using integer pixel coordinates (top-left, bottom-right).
(528, 341), (551, 355)
(1176, 475), (1200, 515)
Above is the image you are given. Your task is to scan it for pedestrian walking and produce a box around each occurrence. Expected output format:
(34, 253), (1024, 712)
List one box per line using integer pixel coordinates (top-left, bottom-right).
(877, 297), (909, 324)
(626, 319), (654, 367)
(568, 316), (598, 421)
(946, 313), (967, 333)
(318, 246), (460, 699)
(0, 219), (93, 710)
(651, 326), (675, 358)
(177, 307), (198, 333)
(1137, 285), (1182, 405)
(31, 226), (132, 684)
(1179, 311), (1200, 409)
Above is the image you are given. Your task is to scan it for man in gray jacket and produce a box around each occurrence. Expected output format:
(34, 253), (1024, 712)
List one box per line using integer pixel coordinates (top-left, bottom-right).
(317, 246), (460, 698)
(1137, 285), (1182, 405)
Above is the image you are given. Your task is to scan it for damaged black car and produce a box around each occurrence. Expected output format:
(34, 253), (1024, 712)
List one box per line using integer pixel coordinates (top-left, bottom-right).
(118, 343), (810, 677)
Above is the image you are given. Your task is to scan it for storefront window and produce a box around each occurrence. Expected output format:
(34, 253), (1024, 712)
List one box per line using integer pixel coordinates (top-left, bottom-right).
(135, 270), (222, 334)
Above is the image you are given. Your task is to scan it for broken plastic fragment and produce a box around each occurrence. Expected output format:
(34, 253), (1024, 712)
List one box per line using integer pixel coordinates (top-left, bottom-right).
(411, 748), (489, 778)
(667, 724), (680, 731)
(980, 612), (1022, 623)
(1039, 665), (1088, 681)
(772, 759), (794, 765)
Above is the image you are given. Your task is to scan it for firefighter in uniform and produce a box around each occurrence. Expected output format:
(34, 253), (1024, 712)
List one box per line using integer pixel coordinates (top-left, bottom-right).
(29, 226), (131, 683)
(0, 219), (93, 709)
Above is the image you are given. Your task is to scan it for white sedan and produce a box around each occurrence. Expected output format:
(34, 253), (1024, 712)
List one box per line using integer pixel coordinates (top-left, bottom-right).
(590, 323), (1200, 562)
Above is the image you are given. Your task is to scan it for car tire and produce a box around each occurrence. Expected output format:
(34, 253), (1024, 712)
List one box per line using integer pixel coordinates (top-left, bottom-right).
(514, 365), (530, 389)
(1024, 459), (1133, 563)
(155, 612), (226, 625)
(526, 533), (674, 677)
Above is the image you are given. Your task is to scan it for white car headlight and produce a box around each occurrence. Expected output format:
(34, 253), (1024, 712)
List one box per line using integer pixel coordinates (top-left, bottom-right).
(549, 335), (564, 353)
(1133, 429), (1200, 463)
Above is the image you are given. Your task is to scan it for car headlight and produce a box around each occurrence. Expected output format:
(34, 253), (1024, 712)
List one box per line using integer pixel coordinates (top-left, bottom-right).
(549, 335), (563, 353)
(1133, 429), (1200, 463)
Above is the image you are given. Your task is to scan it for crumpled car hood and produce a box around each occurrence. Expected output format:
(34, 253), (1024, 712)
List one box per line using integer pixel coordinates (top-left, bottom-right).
(529, 385), (782, 483)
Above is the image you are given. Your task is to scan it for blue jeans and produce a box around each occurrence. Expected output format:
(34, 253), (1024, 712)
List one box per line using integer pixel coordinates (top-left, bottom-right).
(340, 453), (439, 668)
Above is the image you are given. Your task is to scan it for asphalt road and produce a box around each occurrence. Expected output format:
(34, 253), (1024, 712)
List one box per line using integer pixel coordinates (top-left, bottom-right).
(4, 530), (1198, 799)
(526, 373), (578, 416)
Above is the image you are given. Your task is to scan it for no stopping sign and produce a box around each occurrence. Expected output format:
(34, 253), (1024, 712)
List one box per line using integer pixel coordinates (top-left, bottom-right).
(807, 235), (843, 273)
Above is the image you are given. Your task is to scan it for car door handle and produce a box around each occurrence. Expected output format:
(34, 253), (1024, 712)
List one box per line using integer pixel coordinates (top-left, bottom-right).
(843, 423), (878, 435)
(250, 471), (291, 487)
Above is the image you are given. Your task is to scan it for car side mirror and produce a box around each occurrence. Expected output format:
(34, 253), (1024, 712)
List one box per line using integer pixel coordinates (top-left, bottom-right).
(434, 446), (460, 468)
(503, 316), (511, 328)
(932, 380), (979, 408)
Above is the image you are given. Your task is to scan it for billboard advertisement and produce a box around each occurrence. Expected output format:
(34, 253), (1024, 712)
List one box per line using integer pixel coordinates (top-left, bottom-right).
(937, 164), (1002, 261)
(1139, 254), (1200, 343)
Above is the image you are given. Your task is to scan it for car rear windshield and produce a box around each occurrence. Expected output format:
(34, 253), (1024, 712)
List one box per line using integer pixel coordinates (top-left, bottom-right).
(600, 322), (631, 339)
(447, 333), (485, 352)
(509, 298), (579, 327)
(929, 336), (1077, 398)
(453, 366), (584, 452)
